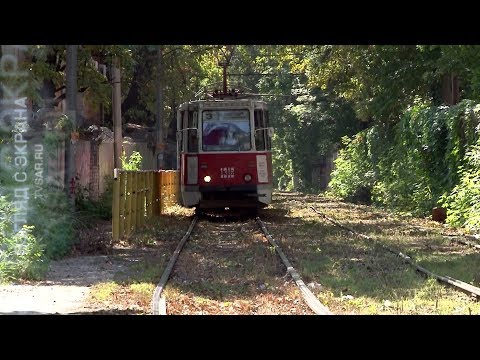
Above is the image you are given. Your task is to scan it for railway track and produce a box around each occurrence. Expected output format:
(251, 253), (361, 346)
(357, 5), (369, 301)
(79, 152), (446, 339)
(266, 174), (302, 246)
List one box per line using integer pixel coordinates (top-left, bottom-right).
(310, 206), (480, 300)
(441, 235), (480, 250)
(358, 209), (480, 250)
(152, 214), (332, 315)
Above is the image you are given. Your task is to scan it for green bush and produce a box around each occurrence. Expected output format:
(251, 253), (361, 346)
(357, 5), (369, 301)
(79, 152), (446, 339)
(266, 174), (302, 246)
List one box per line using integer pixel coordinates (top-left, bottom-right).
(329, 100), (480, 219)
(328, 132), (375, 203)
(0, 196), (47, 281)
(75, 176), (113, 220)
(1, 131), (76, 277)
(120, 150), (142, 170)
(30, 188), (75, 259)
(441, 140), (480, 232)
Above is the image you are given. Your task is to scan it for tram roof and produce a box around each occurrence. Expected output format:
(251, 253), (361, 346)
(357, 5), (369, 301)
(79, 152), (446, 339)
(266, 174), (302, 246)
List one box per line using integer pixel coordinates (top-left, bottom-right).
(178, 97), (267, 110)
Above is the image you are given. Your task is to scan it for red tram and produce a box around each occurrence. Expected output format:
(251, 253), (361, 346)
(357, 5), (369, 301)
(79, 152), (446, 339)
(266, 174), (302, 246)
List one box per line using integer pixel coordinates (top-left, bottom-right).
(176, 91), (274, 213)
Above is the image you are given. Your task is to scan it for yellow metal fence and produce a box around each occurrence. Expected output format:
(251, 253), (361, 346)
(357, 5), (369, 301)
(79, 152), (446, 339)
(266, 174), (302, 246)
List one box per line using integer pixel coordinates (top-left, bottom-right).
(112, 169), (179, 241)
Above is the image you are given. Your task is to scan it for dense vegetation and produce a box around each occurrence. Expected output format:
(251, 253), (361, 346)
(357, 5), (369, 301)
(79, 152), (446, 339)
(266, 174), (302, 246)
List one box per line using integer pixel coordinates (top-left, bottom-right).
(319, 46), (480, 233)
(1, 44), (479, 281)
(329, 101), (480, 217)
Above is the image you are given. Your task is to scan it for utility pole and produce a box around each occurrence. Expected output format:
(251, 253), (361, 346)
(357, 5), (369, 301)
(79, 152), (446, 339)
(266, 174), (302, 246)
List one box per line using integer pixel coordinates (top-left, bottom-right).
(155, 45), (164, 169)
(220, 61), (228, 94)
(112, 57), (123, 169)
(217, 45), (235, 96)
(65, 45), (77, 206)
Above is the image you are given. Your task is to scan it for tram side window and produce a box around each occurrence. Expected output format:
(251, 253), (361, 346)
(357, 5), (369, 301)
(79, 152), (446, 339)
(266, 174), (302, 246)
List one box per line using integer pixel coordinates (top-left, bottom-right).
(265, 110), (271, 150)
(178, 110), (184, 152)
(181, 110), (188, 152)
(187, 111), (198, 152)
(254, 110), (266, 151)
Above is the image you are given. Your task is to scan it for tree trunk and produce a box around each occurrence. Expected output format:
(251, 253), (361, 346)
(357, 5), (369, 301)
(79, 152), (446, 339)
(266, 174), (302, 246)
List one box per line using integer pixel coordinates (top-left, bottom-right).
(442, 73), (460, 105)
(155, 45), (164, 169)
(65, 45), (77, 205)
(112, 57), (123, 169)
(121, 64), (141, 115)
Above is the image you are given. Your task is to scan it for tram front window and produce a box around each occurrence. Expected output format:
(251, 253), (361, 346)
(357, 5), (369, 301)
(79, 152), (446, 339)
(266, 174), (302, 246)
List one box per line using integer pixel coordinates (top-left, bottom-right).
(202, 110), (251, 151)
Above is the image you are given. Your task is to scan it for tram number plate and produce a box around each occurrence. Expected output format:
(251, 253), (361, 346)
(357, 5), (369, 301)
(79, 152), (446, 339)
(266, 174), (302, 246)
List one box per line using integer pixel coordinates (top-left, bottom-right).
(220, 167), (235, 179)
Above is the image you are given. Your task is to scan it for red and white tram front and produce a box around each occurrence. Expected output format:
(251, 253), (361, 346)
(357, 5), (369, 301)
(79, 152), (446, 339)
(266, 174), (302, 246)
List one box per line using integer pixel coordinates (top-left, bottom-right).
(177, 98), (273, 210)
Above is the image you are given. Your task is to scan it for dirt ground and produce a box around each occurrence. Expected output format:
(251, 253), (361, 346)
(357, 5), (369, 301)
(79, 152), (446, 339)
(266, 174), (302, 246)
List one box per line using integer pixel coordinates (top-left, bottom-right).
(2, 195), (479, 315)
(0, 248), (151, 315)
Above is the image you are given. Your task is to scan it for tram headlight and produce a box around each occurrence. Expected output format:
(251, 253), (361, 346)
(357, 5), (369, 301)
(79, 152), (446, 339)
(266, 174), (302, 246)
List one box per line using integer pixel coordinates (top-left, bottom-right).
(204, 175), (211, 183)
(244, 174), (252, 182)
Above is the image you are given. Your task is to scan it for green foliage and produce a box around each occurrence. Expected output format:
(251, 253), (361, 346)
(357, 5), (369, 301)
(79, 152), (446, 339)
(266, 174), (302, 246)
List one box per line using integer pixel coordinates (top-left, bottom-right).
(75, 176), (113, 220)
(328, 132), (375, 203)
(292, 45), (435, 124)
(282, 85), (360, 191)
(297, 45), (480, 127)
(16, 44), (480, 231)
(0, 196), (47, 281)
(0, 136), (76, 268)
(433, 46), (480, 100)
(441, 139), (480, 232)
(120, 150), (143, 170)
(272, 135), (294, 191)
(55, 114), (75, 132)
(233, 46), (363, 191)
(27, 45), (134, 114)
(329, 100), (480, 217)
(30, 188), (75, 259)
(375, 100), (479, 214)
(43, 130), (66, 155)
(120, 45), (216, 129)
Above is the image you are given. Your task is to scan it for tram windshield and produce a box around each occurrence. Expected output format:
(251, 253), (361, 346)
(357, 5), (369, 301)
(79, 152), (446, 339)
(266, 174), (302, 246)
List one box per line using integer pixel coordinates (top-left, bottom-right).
(202, 110), (251, 151)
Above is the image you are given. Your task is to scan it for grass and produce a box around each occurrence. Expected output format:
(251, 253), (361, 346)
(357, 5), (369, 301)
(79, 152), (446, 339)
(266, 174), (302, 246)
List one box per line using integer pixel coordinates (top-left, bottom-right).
(87, 204), (193, 314)
(90, 282), (121, 302)
(88, 257), (164, 314)
(269, 192), (480, 314)
(128, 283), (156, 308)
(89, 193), (480, 315)
(152, 216), (313, 314)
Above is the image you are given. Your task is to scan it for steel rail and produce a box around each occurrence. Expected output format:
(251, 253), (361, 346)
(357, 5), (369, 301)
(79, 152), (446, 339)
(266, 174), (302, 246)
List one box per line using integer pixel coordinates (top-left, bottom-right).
(256, 217), (332, 315)
(152, 216), (198, 315)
